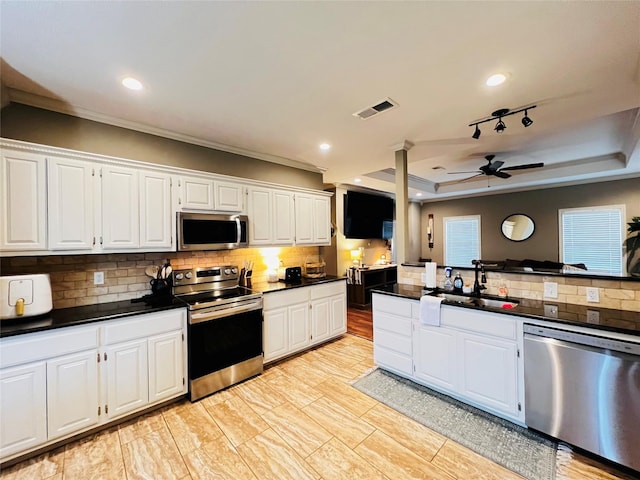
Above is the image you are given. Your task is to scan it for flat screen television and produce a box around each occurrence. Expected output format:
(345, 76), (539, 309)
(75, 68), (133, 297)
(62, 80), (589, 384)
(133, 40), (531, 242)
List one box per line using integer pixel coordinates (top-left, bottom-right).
(344, 191), (394, 239)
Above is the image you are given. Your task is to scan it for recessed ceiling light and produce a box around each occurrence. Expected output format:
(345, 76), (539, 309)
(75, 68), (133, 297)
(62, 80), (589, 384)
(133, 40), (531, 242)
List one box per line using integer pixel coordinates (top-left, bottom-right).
(354, 178), (362, 183)
(486, 73), (507, 87)
(122, 76), (143, 90)
(416, 193), (423, 197)
(319, 143), (331, 151)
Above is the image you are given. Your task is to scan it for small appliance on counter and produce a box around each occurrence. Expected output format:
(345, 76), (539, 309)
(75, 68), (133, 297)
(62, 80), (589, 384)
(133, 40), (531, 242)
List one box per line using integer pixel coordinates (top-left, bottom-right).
(279, 266), (302, 283)
(0, 274), (53, 320)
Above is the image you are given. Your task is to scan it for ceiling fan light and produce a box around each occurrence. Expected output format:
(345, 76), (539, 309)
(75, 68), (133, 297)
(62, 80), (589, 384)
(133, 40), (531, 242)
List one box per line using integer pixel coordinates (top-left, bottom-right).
(494, 119), (506, 133)
(522, 111), (533, 127)
(472, 125), (481, 139)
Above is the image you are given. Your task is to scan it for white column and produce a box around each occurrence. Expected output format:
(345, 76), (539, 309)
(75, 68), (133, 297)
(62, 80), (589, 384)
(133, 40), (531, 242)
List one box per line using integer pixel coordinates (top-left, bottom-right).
(392, 141), (413, 265)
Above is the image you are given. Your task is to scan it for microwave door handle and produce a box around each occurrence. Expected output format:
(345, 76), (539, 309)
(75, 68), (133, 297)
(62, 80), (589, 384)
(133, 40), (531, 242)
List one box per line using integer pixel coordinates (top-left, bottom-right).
(236, 217), (241, 242)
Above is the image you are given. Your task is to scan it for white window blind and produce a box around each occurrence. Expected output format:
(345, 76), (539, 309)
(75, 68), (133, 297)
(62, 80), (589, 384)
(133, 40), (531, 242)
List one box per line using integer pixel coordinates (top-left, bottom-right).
(559, 206), (624, 275)
(444, 215), (480, 267)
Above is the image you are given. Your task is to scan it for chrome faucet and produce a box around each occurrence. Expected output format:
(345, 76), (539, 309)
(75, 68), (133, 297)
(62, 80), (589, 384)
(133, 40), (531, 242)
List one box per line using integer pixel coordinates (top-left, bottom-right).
(472, 260), (487, 297)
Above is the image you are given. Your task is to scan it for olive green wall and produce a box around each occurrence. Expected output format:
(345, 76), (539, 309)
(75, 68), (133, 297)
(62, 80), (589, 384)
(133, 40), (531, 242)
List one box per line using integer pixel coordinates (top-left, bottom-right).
(419, 177), (640, 265)
(0, 103), (323, 190)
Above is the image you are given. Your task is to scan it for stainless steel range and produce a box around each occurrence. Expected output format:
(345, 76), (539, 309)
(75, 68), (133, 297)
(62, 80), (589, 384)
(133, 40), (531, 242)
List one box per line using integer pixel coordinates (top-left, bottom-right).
(172, 265), (263, 401)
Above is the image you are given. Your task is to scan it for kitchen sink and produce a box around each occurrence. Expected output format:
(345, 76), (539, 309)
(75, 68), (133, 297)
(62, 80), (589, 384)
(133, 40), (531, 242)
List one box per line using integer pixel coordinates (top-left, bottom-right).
(433, 292), (518, 309)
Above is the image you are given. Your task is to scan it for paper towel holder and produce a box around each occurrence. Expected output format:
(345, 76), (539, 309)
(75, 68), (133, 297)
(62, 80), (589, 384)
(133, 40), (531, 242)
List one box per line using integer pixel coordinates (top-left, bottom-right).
(427, 214), (434, 249)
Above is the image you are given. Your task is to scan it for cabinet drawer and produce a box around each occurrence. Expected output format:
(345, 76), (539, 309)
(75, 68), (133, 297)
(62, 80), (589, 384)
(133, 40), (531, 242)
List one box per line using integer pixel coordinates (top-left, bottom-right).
(374, 328), (412, 355)
(441, 307), (516, 340)
(102, 309), (185, 345)
(263, 287), (309, 310)
(0, 325), (98, 368)
(373, 312), (412, 336)
(373, 294), (415, 317)
(374, 346), (413, 376)
(309, 281), (345, 300)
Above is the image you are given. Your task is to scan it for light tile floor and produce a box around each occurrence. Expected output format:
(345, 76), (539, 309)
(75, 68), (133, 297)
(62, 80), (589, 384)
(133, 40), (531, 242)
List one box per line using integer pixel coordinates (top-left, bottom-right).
(1, 334), (636, 480)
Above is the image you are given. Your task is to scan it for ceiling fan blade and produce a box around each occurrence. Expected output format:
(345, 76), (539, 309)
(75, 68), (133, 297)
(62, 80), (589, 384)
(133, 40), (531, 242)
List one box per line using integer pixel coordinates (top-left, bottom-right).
(447, 170), (482, 175)
(494, 171), (511, 179)
(449, 173), (484, 183)
(489, 160), (504, 170)
(500, 162), (544, 171)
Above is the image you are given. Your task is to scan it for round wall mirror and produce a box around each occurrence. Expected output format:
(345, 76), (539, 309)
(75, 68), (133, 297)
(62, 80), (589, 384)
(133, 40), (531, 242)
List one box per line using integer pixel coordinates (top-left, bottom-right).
(501, 214), (535, 242)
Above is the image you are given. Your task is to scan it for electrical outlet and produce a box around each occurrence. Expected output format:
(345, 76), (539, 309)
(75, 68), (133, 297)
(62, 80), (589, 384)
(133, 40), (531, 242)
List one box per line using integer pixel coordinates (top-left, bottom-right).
(586, 287), (599, 303)
(94, 271), (104, 285)
(543, 282), (558, 299)
(586, 310), (600, 323)
(544, 304), (559, 318)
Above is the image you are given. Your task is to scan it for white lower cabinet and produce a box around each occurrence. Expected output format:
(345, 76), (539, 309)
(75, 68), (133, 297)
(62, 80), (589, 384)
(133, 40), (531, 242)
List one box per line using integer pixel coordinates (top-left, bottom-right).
(263, 280), (346, 363)
(0, 308), (187, 463)
(373, 293), (524, 423)
(0, 362), (47, 458)
(47, 350), (100, 440)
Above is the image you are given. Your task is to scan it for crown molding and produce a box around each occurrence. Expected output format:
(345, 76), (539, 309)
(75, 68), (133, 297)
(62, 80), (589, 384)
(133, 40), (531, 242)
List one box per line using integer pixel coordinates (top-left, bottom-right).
(7, 88), (323, 174)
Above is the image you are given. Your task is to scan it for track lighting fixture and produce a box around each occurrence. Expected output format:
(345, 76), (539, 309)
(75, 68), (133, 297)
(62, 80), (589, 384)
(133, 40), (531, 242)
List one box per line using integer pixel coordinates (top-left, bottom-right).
(469, 105), (536, 139)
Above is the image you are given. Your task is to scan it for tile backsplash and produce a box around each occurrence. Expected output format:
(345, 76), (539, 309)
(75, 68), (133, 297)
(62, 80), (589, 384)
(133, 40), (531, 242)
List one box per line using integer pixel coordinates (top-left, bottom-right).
(0, 246), (320, 309)
(399, 265), (640, 312)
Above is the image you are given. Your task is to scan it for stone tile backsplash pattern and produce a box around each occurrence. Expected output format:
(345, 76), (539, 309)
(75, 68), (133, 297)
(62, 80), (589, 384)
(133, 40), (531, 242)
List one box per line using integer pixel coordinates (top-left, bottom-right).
(0, 247), (320, 309)
(399, 265), (640, 312)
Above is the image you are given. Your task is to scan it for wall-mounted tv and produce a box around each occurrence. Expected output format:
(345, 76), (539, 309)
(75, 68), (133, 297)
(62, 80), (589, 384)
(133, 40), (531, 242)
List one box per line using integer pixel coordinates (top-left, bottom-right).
(344, 191), (394, 239)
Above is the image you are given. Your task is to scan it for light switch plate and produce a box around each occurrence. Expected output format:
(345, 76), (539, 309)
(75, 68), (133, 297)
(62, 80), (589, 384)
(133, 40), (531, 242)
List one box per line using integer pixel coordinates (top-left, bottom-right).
(586, 287), (599, 303)
(543, 282), (558, 299)
(544, 304), (559, 318)
(94, 271), (104, 285)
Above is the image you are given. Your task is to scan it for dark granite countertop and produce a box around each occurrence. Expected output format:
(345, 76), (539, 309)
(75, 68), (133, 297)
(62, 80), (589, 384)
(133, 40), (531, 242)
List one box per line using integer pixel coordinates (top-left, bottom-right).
(0, 295), (185, 338)
(374, 283), (640, 337)
(251, 275), (345, 294)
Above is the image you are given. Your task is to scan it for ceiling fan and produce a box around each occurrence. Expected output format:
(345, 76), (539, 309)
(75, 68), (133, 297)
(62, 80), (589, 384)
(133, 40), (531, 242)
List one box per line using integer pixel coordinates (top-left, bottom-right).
(448, 154), (544, 181)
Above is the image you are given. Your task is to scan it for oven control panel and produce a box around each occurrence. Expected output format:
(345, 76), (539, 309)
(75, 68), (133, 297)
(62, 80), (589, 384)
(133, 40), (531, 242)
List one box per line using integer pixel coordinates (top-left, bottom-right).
(172, 265), (239, 286)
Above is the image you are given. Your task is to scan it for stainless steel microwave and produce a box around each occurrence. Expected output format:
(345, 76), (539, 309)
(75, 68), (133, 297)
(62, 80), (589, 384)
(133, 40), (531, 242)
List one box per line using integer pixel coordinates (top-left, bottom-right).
(177, 213), (248, 251)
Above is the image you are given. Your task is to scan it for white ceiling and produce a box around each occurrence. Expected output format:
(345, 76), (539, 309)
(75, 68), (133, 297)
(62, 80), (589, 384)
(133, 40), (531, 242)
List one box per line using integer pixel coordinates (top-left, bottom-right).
(1, 1), (639, 201)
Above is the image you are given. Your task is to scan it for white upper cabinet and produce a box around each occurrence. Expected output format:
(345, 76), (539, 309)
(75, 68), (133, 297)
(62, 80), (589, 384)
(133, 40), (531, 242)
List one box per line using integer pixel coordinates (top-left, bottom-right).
(295, 193), (331, 246)
(0, 148), (47, 251)
(139, 171), (173, 249)
(214, 181), (244, 212)
(179, 176), (214, 210)
(247, 187), (295, 245)
(47, 156), (95, 250)
(101, 165), (139, 249)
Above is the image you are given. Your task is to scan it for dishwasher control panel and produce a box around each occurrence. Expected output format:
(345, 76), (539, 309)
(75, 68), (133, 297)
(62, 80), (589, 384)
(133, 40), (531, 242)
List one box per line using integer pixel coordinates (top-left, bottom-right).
(524, 324), (640, 355)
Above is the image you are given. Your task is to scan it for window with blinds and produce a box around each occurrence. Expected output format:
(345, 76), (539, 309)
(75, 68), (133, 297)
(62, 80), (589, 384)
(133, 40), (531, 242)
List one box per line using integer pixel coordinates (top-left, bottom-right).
(443, 215), (481, 267)
(559, 205), (625, 275)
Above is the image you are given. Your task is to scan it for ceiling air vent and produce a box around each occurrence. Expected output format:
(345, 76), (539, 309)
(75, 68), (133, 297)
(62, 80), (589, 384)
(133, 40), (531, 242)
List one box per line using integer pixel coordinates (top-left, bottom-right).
(353, 98), (398, 120)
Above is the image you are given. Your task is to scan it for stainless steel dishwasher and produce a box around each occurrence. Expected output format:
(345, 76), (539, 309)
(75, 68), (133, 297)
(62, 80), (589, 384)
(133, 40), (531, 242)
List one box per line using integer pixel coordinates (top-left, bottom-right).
(524, 324), (640, 472)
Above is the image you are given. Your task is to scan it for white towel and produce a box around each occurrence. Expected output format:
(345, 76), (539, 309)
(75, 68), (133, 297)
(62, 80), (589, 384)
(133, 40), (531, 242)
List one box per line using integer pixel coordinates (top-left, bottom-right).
(424, 262), (437, 288)
(420, 295), (444, 326)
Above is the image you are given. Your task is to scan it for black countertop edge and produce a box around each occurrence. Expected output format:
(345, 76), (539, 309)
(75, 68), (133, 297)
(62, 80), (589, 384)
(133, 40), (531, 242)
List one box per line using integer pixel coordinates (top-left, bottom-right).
(0, 297), (185, 338)
(252, 275), (345, 294)
(373, 284), (640, 337)
(400, 263), (640, 283)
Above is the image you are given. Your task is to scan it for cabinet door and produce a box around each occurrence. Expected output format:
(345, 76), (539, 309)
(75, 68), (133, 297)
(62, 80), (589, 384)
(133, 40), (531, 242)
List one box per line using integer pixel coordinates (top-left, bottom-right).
(288, 302), (311, 352)
(294, 193), (314, 244)
(248, 187), (272, 245)
(105, 340), (148, 420)
(0, 149), (47, 250)
(413, 324), (457, 392)
(312, 196), (331, 245)
(139, 171), (172, 249)
(181, 176), (214, 210)
(329, 293), (347, 336)
(47, 156), (94, 250)
(148, 330), (185, 403)
(0, 362), (47, 459)
(47, 350), (99, 440)
(263, 307), (288, 362)
(458, 332), (518, 417)
(215, 181), (243, 212)
(101, 165), (139, 249)
(310, 297), (331, 344)
(272, 190), (295, 244)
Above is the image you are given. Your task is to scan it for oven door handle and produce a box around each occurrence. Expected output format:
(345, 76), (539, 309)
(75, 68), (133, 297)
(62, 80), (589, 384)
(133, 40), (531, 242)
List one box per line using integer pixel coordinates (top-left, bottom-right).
(190, 302), (262, 324)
